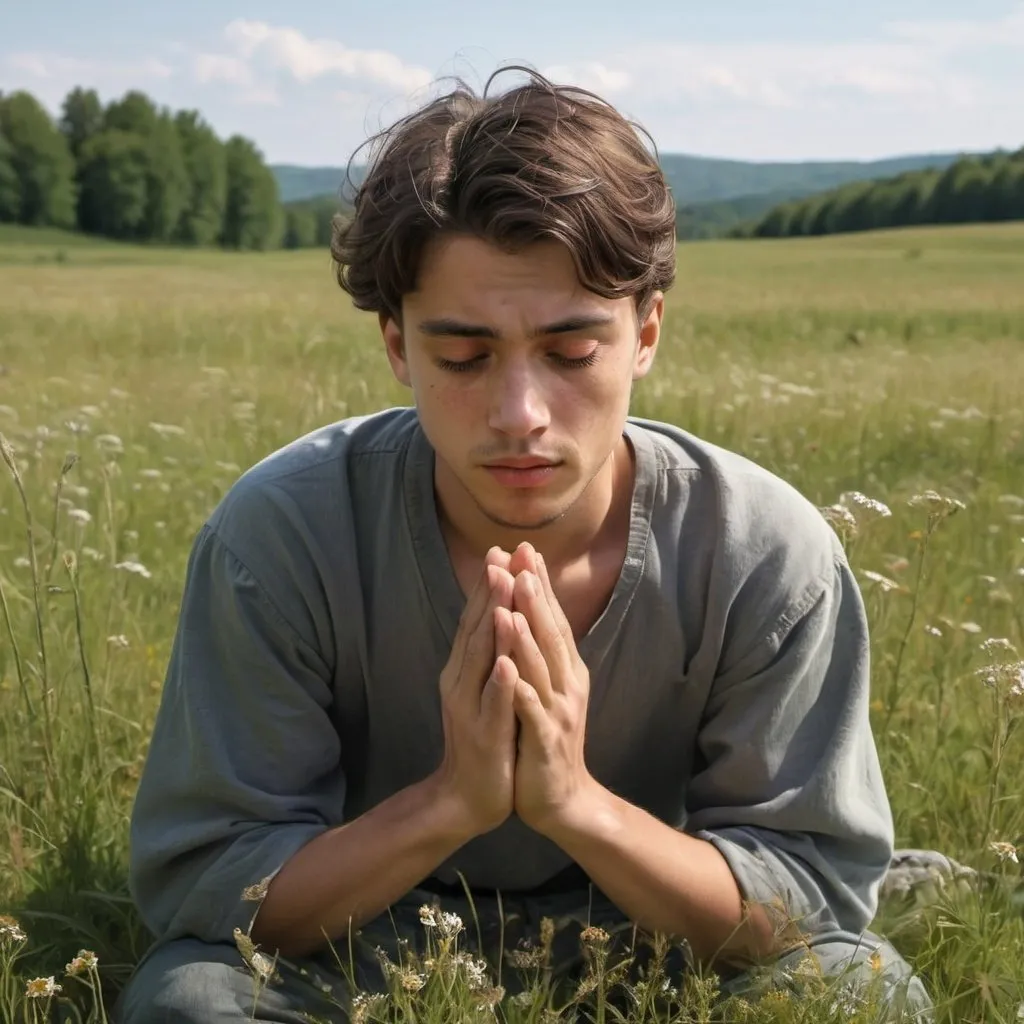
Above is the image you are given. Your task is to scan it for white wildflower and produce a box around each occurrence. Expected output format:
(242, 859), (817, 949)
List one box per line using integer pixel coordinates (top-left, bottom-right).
(67, 508), (92, 525)
(25, 977), (61, 998)
(418, 905), (437, 928)
(351, 993), (388, 1024)
(0, 915), (26, 943)
(13, 556), (30, 569)
(438, 911), (464, 938)
(960, 621), (982, 634)
(840, 491), (892, 518)
(107, 634), (130, 649)
(924, 625), (943, 637)
(65, 949), (99, 975)
(981, 638), (1018, 657)
(81, 546), (104, 562)
(908, 491), (966, 517)
(861, 570), (901, 593)
(140, 468), (162, 479)
(454, 951), (490, 990)
(115, 560), (152, 579)
(95, 433), (124, 453)
(149, 422), (186, 438)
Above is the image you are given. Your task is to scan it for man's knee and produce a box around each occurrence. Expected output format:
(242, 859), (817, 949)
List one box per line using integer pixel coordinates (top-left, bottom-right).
(801, 931), (933, 1019)
(115, 937), (332, 1024)
(720, 931), (933, 1021)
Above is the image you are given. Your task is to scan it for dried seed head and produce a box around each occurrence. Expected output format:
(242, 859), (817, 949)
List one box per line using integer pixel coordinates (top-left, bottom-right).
(819, 503), (858, 537)
(579, 925), (610, 950)
(242, 876), (272, 902)
(988, 841), (1019, 864)
(908, 490), (966, 521)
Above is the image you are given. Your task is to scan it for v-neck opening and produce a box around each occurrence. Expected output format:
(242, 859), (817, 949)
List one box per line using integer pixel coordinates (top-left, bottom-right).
(402, 417), (658, 665)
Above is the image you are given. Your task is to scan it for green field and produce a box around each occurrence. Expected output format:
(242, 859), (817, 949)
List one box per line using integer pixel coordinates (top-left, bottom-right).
(1, 223), (1023, 1022)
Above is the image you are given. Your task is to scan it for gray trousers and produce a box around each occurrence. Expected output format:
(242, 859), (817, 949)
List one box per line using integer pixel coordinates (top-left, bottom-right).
(116, 883), (933, 1023)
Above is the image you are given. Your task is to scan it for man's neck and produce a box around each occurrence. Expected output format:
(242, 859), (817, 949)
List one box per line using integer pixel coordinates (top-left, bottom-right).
(434, 436), (635, 571)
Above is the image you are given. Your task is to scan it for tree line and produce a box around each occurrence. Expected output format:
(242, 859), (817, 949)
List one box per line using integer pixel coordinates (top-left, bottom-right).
(0, 87), (339, 249)
(737, 148), (1024, 239)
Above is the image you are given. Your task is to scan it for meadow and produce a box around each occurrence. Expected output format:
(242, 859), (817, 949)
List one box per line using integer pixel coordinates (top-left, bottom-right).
(1, 222), (1023, 1022)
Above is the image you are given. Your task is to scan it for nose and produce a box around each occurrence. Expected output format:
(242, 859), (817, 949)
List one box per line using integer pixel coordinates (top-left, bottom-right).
(487, 358), (550, 438)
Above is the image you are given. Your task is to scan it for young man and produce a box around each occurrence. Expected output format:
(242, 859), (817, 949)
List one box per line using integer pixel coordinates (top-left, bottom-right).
(117, 69), (932, 1022)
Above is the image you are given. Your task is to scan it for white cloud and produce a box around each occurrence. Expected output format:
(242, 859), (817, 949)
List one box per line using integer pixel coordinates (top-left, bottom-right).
(194, 53), (252, 87)
(5, 52), (172, 83)
(886, 3), (1024, 52)
(543, 61), (631, 95)
(603, 38), (982, 111)
(218, 20), (432, 93)
(548, 4), (1022, 120)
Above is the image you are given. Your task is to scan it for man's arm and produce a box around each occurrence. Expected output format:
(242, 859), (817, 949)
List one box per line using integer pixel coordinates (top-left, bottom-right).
(132, 519), (470, 959)
(522, 550), (893, 970)
(249, 771), (476, 957)
(537, 788), (780, 966)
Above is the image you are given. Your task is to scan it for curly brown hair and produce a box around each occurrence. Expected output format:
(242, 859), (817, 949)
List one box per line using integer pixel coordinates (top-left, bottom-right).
(331, 66), (677, 324)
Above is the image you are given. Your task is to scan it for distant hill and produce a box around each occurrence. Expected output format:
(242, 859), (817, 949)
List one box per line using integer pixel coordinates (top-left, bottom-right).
(737, 147), (1024, 239)
(271, 151), (965, 208)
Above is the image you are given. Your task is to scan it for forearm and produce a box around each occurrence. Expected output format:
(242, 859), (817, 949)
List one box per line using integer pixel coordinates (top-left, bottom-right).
(250, 771), (477, 958)
(542, 781), (782, 968)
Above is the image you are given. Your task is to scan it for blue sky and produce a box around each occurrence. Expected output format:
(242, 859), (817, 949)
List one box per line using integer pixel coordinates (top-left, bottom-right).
(3, 0), (1023, 166)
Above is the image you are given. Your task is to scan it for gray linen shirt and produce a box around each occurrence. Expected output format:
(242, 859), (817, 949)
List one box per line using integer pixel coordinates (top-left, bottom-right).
(128, 406), (894, 949)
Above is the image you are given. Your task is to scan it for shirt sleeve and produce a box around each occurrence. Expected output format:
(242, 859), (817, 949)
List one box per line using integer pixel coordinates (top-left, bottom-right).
(686, 551), (895, 942)
(128, 521), (345, 947)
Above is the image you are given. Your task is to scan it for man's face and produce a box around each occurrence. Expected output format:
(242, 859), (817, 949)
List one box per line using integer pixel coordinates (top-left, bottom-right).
(382, 234), (662, 532)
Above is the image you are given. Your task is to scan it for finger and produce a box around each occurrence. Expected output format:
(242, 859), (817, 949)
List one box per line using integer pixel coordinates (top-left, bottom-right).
(534, 553), (575, 649)
(512, 676), (548, 736)
(481, 649), (518, 725)
(510, 609), (555, 708)
(459, 565), (515, 685)
(514, 570), (573, 686)
(451, 547), (512, 667)
(509, 541), (537, 577)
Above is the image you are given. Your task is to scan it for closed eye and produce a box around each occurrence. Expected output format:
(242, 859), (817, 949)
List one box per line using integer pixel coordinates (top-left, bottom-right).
(436, 351), (600, 373)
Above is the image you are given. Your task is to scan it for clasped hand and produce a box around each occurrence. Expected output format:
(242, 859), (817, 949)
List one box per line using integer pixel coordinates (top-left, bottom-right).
(503, 542), (593, 835)
(438, 542), (594, 839)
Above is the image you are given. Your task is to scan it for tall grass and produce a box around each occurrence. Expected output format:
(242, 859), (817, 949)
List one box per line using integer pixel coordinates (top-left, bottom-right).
(0, 223), (1023, 1021)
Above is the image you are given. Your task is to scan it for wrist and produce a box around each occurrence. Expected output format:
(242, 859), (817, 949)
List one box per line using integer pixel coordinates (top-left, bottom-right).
(533, 774), (612, 844)
(422, 769), (490, 847)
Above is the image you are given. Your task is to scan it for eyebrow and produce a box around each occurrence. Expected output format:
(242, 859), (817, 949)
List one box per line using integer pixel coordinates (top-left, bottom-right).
(416, 313), (616, 339)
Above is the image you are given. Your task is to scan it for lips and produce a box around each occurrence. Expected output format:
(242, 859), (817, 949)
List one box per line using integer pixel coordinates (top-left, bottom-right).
(483, 460), (561, 489)
(485, 459), (558, 469)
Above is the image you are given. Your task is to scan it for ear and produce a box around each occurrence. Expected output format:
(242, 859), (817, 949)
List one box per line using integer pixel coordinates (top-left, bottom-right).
(380, 311), (412, 388)
(633, 293), (663, 381)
